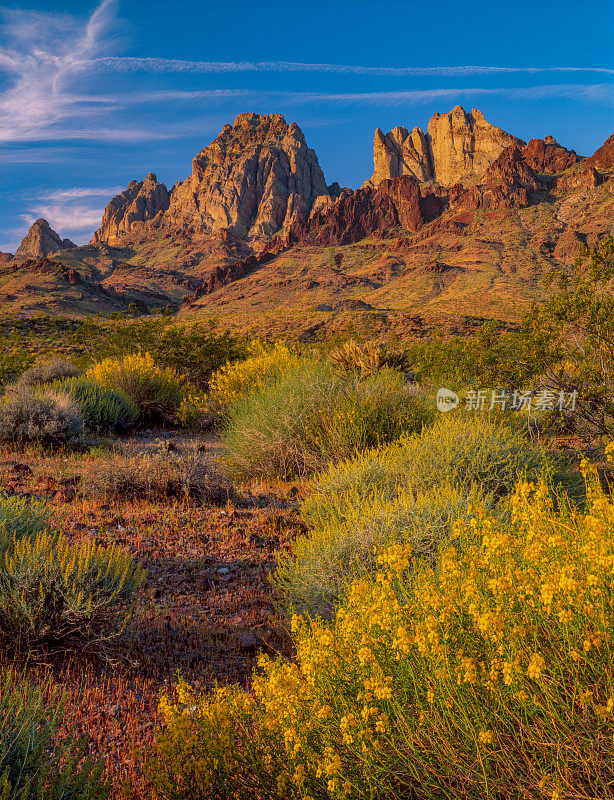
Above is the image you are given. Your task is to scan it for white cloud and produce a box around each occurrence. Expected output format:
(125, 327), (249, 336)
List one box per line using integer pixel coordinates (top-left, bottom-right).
(90, 57), (614, 78)
(18, 184), (123, 244)
(37, 186), (123, 200)
(0, 0), (159, 143)
(0, 0), (611, 147)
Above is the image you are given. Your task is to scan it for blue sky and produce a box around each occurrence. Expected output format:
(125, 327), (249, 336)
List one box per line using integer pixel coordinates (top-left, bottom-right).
(0, 0), (613, 252)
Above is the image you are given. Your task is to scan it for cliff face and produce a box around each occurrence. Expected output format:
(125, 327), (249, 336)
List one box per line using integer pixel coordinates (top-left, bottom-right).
(371, 126), (433, 184)
(289, 175), (427, 246)
(14, 219), (76, 260)
(164, 113), (329, 240)
(91, 173), (170, 246)
(369, 106), (524, 187)
(427, 106), (524, 185)
(586, 133), (614, 171)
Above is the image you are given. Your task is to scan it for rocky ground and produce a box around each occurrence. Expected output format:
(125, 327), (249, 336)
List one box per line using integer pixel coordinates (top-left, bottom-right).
(0, 433), (304, 798)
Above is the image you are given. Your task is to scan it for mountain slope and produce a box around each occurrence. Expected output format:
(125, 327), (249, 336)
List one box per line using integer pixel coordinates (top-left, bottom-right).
(1, 108), (612, 338)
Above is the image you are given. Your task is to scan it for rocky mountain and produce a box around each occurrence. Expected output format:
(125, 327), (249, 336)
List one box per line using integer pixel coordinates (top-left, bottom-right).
(163, 112), (329, 240)
(92, 173), (170, 246)
(14, 219), (76, 261)
(368, 106), (523, 187)
(587, 133), (614, 171)
(2, 110), (612, 338)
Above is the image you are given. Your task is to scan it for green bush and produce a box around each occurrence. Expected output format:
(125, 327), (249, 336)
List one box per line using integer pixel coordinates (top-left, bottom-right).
(86, 352), (185, 424)
(74, 318), (249, 389)
(0, 670), (108, 799)
(56, 376), (138, 433)
(302, 414), (558, 530)
(0, 529), (146, 644)
(0, 387), (83, 444)
(275, 482), (486, 618)
(222, 360), (431, 479)
(13, 359), (81, 389)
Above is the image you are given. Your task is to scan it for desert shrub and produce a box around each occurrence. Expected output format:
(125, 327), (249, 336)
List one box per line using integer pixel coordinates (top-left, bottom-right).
(12, 359), (81, 389)
(302, 414), (558, 530)
(75, 318), (249, 389)
(0, 350), (34, 388)
(0, 386), (83, 444)
(177, 390), (215, 431)
(222, 360), (431, 479)
(207, 341), (294, 412)
(86, 352), (185, 423)
(56, 376), (138, 433)
(81, 445), (234, 505)
(409, 238), (614, 436)
(275, 482), (486, 618)
(151, 324), (250, 388)
(330, 339), (414, 378)
(148, 469), (614, 799)
(0, 495), (51, 554)
(0, 670), (108, 799)
(0, 528), (145, 644)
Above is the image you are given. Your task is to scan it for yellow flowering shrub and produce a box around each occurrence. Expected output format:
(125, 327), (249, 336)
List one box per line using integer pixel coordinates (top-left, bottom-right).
(86, 352), (185, 422)
(149, 468), (614, 799)
(206, 341), (294, 412)
(177, 390), (212, 431)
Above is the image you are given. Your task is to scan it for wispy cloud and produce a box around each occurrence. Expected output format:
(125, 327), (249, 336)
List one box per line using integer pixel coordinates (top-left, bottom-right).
(0, 0), (163, 143)
(19, 184), (122, 244)
(0, 0), (612, 147)
(37, 186), (123, 200)
(90, 57), (614, 78)
(277, 83), (614, 107)
(119, 83), (614, 110)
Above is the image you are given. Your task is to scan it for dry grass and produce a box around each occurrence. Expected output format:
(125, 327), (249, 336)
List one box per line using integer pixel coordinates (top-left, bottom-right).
(0, 436), (303, 799)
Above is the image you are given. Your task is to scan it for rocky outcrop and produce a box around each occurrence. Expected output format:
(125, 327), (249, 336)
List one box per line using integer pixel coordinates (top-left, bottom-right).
(91, 173), (170, 246)
(555, 165), (604, 193)
(288, 175), (427, 246)
(0, 252), (13, 265)
(450, 145), (539, 211)
(370, 126), (433, 184)
(14, 219), (76, 260)
(369, 106), (524, 187)
(523, 136), (578, 174)
(586, 133), (614, 171)
(427, 107), (524, 185)
(164, 113), (329, 240)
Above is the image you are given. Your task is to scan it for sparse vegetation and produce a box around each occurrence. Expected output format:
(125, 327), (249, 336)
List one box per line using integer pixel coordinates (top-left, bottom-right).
(0, 670), (108, 799)
(0, 239), (612, 800)
(86, 352), (185, 424)
(0, 386), (84, 444)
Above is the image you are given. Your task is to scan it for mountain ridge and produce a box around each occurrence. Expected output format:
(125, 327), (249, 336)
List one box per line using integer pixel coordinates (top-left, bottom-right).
(3, 107), (613, 339)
